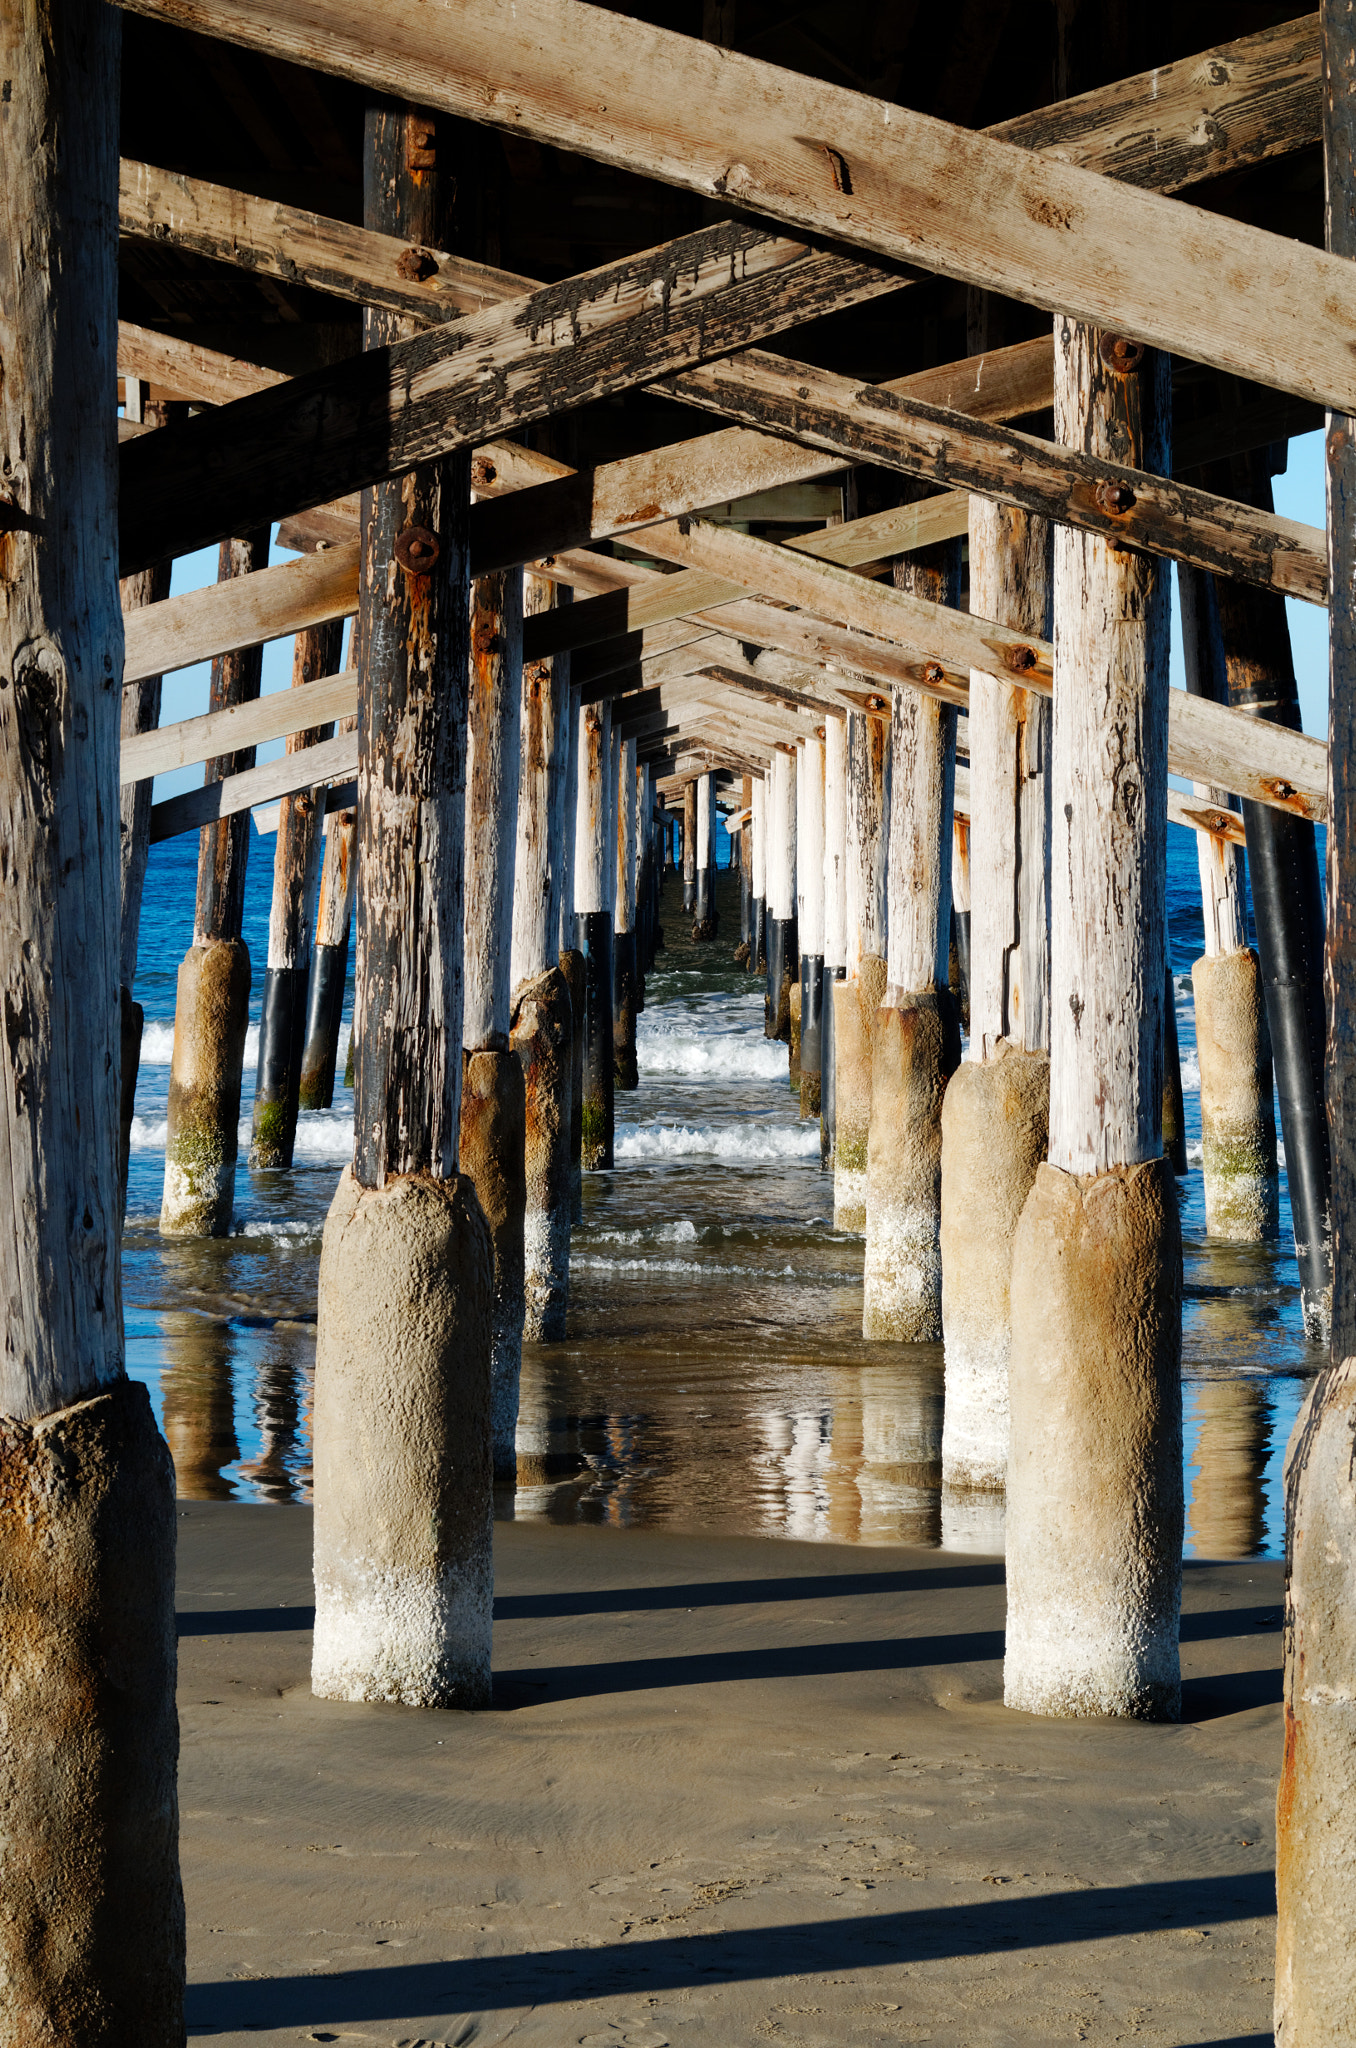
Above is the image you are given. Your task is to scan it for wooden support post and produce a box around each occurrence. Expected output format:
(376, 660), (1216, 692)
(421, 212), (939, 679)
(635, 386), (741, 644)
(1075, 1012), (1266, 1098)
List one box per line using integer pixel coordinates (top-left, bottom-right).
(299, 775), (357, 1110)
(0, 0), (183, 2031)
(160, 527), (268, 1237)
(461, 559), (528, 1482)
(940, 496), (1052, 1543)
(693, 769), (719, 941)
(797, 734), (826, 1120)
(1005, 317), (1181, 1721)
(1213, 475), (1332, 1328)
(682, 779), (697, 914)
(613, 731), (640, 1086)
(312, 101), (490, 1711)
(834, 705), (890, 1229)
(863, 524), (961, 1344)
(736, 772), (754, 967)
(559, 678), (585, 1219)
(1178, 566), (1278, 1238)
(822, 716), (847, 1166)
(575, 697), (615, 1169)
(949, 819), (971, 1036)
(1276, 3), (1356, 2028)
(510, 573), (574, 1347)
(251, 621), (342, 1168)
(118, 389), (182, 1217)
(749, 775), (767, 976)
(765, 747), (798, 1043)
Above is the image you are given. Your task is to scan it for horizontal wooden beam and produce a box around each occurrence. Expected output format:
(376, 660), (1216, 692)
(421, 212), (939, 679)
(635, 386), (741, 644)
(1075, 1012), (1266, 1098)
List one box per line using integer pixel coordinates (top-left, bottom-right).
(116, 4), (1351, 411)
(119, 159), (531, 323)
(118, 219), (898, 574)
(123, 543), (358, 684)
(662, 350), (1328, 606)
(122, 668), (356, 781)
(1165, 790), (1247, 847)
(147, 730), (357, 842)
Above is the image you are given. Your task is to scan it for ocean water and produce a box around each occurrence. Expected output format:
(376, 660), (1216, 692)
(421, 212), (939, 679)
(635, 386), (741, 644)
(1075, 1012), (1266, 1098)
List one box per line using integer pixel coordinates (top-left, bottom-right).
(125, 818), (1322, 1555)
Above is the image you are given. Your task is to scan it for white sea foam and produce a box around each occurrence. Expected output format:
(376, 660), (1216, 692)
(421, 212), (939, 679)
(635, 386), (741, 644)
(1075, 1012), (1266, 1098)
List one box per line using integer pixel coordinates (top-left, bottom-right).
(590, 1219), (700, 1247)
(128, 1109), (353, 1160)
(615, 1121), (821, 1164)
(230, 1217), (324, 1242)
(136, 1019), (263, 1068)
(1179, 1051), (1201, 1093)
(638, 1032), (788, 1080)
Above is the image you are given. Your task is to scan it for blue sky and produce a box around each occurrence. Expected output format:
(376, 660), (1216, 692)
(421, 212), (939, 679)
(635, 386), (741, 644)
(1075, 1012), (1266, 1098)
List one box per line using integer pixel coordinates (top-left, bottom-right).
(146, 429), (1332, 806)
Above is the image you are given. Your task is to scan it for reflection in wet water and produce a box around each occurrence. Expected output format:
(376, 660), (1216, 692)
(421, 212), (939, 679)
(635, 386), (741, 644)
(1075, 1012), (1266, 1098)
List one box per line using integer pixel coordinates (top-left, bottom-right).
(122, 864), (1320, 1554)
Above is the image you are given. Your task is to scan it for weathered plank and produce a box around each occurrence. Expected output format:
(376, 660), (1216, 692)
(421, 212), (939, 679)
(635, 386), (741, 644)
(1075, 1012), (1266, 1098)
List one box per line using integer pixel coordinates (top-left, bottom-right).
(665, 349), (1328, 606)
(194, 530), (270, 945)
(124, 542), (359, 683)
(122, 668), (356, 782)
(150, 729), (358, 843)
(115, 1), (1353, 412)
(119, 158), (530, 322)
(118, 222), (901, 574)
(118, 318), (286, 404)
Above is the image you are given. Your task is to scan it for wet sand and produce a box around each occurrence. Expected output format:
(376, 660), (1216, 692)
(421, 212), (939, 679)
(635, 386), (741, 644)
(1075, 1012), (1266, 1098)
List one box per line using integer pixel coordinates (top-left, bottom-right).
(180, 1503), (1280, 2046)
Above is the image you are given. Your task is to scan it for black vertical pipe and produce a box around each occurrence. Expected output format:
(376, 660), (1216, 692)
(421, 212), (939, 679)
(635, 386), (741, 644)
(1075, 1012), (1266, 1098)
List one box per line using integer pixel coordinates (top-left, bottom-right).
(822, 963), (845, 1167)
(949, 906), (971, 1037)
(576, 909), (614, 1169)
(300, 928), (350, 1109)
(750, 894), (766, 977)
(1162, 963), (1188, 1175)
(799, 953), (824, 1116)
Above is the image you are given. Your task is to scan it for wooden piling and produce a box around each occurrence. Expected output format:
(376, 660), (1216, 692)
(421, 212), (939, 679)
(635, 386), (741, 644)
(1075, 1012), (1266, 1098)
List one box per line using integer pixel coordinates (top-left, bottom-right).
(1275, 4), (1356, 2028)
(0, 1), (183, 2029)
(575, 696), (615, 1169)
(797, 733), (826, 1120)
(614, 731), (640, 1083)
(312, 100), (491, 1712)
(765, 746), (798, 1042)
(1006, 317), (1181, 1721)
(298, 782), (356, 1110)
(822, 714), (848, 1168)
(693, 769), (720, 940)
(160, 526), (268, 1237)
(251, 619), (343, 1168)
(682, 778), (697, 914)
(834, 706), (889, 1230)
(749, 774), (767, 976)
(863, 519), (961, 1343)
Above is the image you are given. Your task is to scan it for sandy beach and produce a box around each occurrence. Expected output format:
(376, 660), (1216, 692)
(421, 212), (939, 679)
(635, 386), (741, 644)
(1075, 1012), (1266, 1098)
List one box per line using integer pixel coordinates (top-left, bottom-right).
(179, 1503), (1280, 2046)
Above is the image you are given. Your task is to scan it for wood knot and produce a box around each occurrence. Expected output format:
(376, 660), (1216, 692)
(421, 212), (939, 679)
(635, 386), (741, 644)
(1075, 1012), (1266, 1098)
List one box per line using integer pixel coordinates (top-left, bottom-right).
(1098, 333), (1145, 376)
(393, 526), (440, 576)
(396, 246), (439, 282)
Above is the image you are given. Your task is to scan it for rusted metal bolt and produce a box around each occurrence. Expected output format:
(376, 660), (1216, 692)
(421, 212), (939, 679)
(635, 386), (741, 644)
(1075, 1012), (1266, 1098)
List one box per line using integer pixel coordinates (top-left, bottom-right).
(396, 246), (439, 283)
(1004, 643), (1038, 675)
(393, 526), (441, 575)
(1099, 333), (1145, 375)
(922, 661), (946, 688)
(868, 695), (888, 712)
(471, 456), (498, 490)
(1096, 480), (1137, 516)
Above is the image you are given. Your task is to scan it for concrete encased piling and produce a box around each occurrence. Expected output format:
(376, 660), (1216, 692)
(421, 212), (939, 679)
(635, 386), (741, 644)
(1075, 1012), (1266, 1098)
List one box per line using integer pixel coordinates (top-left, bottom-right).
(313, 1168), (493, 1704)
(614, 733), (640, 1085)
(160, 526), (269, 1237)
(797, 734), (826, 1121)
(1177, 563), (1280, 1240)
(940, 494), (1052, 1528)
(312, 99), (491, 1710)
(693, 770), (719, 940)
(1193, 949), (1280, 1238)
(939, 1045), (1049, 1504)
(863, 523), (958, 1342)
(161, 938), (252, 1237)
(1003, 319), (1182, 1722)
(575, 699), (615, 1170)
(1005, 1157), (1183, 1718)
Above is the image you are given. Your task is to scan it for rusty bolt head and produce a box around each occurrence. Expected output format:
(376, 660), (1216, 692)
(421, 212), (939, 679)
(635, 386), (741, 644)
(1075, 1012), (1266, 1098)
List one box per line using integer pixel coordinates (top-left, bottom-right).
(922, 661), (946, 688)
(1099, 333), (1145, 376)
(1095, 480), (1137, 516)
(868, 695), (887, 712)
(1004, 644), (1038, 675)
(393, 526), (441, 575)
(396, 246), (439, 283)
(471, 455), (498, 490)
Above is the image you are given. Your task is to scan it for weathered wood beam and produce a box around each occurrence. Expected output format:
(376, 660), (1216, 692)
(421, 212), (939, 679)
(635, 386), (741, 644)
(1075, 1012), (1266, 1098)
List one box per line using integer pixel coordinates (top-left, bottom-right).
(663, 350), (1328, 606)
(115, 2), (1351, 412)
(119, 159), (530, 322)
(118, 319), (285, 404)
(118, 220), (899, 574)
(122, 668), (355, 782)
(124, 540), (358, 683)
(148, 730), (357, 843)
